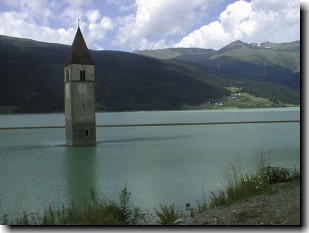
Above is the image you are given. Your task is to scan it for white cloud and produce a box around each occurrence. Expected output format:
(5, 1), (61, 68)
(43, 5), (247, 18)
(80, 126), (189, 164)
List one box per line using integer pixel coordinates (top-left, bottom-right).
(0, 0), (300, 51)
(58, 1), (93, 27)
(86, 10), (101, 23)
(138, 38), (176, 50)
(63, 0), (92, 8)
(219, 1), (253, 37)
(2, 0), (55, 28)
(0, 11), (75, 45)
(176, 0), (300, 50)
(0, 0), (114, 49)
(113, 0), (215, 50)
(87, 16), (114, 49)
(0, 0), (82, 45)
(106, 0), (137, 12)
(176, 22), (230, 50)
(89, 17), (114, 33)
(3, 0), (51, 14)
(0, 0), (68, 33)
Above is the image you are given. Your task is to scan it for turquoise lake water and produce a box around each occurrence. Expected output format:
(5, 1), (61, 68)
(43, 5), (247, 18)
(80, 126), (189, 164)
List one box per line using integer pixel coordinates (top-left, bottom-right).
(0, 108), (300, 217)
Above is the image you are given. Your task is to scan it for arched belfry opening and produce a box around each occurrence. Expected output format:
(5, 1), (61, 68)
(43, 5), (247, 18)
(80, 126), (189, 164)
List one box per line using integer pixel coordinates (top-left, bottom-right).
(80, 70), (86, 81)
(64, 26), (96, 146)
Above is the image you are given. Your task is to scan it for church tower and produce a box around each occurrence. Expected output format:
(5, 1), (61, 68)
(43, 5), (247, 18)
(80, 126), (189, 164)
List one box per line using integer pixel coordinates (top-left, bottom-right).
(64, 26), (96, 146)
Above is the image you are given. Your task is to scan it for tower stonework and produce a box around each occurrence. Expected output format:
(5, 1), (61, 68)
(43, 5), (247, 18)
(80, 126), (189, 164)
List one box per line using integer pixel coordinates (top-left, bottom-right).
(64, 27), (96, 146)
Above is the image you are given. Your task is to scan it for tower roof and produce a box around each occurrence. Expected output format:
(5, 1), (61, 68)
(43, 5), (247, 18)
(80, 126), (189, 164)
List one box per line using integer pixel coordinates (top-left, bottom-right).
(65, 27), (94, 66)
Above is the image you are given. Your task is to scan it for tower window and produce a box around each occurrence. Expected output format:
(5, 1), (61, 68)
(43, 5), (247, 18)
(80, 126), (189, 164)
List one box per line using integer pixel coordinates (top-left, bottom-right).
(85, 130), (89, 136)
(66, 70), (69, 82)
(80, 70), (86, 81)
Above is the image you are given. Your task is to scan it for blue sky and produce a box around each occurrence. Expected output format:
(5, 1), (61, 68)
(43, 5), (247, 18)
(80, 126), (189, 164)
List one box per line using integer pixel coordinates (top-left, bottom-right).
(0, 0), (300, 51)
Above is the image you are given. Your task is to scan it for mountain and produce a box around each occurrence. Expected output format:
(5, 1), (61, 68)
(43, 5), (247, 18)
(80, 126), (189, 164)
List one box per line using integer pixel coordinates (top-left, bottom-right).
(135, 40), (300, 90)
(135, 41), (300, 88)
(0, 35), (229, 113)
(134, 41), (300, 109)
(211, 40), (300, 72)
(133, 47), (215, 60)
(181, 41), (300, 89)
(135, 40), (300, 72)
(0, 35), (300, 113)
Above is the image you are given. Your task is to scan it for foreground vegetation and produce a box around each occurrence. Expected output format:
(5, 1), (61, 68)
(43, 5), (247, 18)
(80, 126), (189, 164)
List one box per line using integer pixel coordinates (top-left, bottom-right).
(1, 152), (300, 225)
(1, 185), (149, 225)
(198, 151), (300, 210)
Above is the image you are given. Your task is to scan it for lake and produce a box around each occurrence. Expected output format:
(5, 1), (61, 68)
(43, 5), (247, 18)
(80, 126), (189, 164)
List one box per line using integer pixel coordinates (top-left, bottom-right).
(0, 108), (300, 218)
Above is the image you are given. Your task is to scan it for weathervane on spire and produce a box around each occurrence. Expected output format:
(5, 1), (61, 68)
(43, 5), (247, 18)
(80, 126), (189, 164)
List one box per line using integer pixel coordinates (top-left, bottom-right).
(78, 12), (80, 28)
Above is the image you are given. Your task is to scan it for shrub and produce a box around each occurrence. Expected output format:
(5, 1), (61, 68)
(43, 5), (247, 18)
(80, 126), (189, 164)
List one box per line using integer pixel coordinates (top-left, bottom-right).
(4, 186), (145, 225)
(266, 166), (300, 184)
(154, 204), (182, 225)
(209, 191), (227, 208)
(119, 185), (132, 224)
(196, 201), (208, 213)
(209, 151), (270, 206)
(228, 152), (269, 201)
(208, 151), (300, 208)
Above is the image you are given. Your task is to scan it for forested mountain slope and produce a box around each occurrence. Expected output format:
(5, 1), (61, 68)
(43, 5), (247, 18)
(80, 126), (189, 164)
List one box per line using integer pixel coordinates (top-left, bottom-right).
(0, 35), (300, 113)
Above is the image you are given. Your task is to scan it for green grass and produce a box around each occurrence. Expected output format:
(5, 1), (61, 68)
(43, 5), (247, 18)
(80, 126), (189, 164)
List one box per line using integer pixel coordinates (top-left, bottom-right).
(205, 92), (275, 110)
(182, 90), (277, 110)
(205, 151), (300, 208)
(181, 85), (299, 110)
(154, 204), (182, 225)
(2, 186), (146, 225)
(222, 93), (275, 108)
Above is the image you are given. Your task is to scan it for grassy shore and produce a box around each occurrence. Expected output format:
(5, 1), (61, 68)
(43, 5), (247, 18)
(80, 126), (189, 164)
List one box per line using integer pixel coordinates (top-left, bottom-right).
(1, 152), (300, 225)
(181, 87), (299, 110)
(198, 151), (299, 210)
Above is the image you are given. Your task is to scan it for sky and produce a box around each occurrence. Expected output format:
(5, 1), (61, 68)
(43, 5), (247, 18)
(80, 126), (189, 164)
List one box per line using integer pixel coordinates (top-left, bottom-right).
(0, 0), (301, 52)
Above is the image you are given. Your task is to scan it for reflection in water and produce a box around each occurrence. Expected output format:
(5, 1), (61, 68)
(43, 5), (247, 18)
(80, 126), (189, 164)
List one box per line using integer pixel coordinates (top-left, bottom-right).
(65, 146), (97, 206)
(0, 109), (300, 215)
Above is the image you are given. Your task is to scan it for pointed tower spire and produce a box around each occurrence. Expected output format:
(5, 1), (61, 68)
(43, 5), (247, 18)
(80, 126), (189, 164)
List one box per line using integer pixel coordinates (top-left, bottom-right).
(64, 27), (94, 66)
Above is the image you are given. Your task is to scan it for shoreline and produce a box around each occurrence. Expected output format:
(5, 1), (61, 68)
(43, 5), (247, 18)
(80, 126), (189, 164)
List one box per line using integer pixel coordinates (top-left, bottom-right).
(184, 179), (300, 225)
(0, 119), (300, 130)
(0, 105), (300, 115)
(1, 177), (300, 225)
(0, 107), (300, 130)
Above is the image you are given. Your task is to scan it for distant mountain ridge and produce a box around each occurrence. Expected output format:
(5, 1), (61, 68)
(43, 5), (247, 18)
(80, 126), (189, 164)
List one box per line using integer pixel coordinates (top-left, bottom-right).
(134, 40), (300, 72)
(0, 35), (300, 113)
(135, 40), (300, 91)
(133, 47), (215, 60)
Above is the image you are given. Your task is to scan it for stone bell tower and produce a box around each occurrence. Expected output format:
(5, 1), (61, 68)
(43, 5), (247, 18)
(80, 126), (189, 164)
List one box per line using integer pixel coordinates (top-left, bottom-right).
(64, 26), (96, 146)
